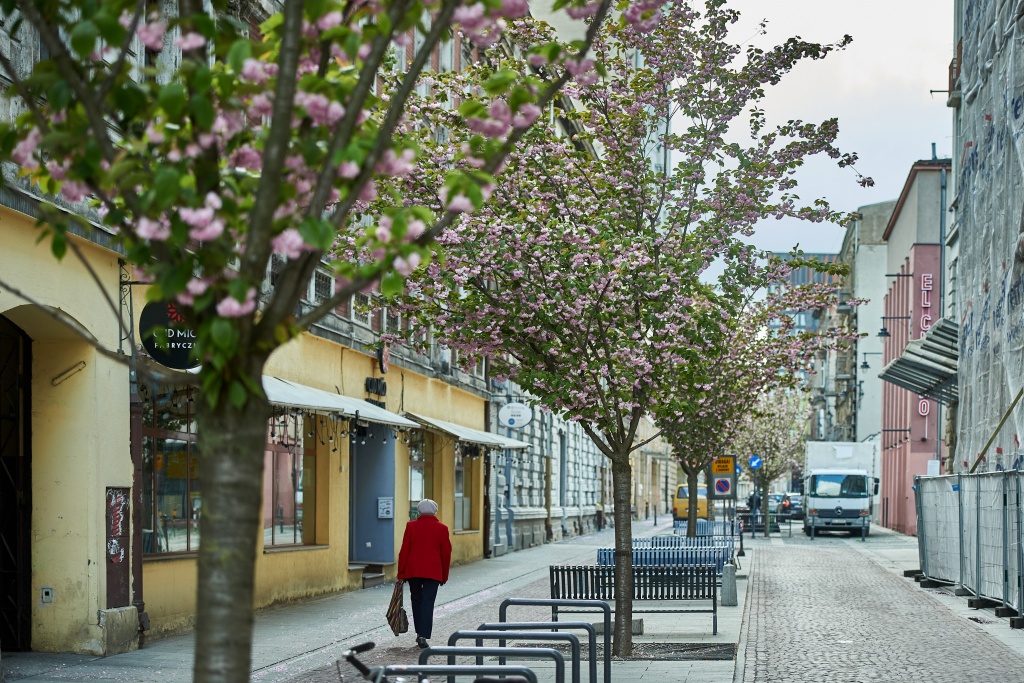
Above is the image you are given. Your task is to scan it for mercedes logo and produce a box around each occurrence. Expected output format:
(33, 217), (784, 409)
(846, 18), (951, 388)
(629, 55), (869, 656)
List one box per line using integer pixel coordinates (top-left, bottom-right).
(835, 506), (844, 516)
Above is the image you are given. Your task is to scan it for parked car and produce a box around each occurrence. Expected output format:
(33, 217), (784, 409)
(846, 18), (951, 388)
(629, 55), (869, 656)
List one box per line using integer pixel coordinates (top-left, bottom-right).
(673, 485), (708, 520)
(785, 492), (804, 520)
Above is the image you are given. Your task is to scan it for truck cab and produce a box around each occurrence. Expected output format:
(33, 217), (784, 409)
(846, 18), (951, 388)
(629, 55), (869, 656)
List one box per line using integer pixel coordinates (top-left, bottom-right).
(803, 468), (880, 538)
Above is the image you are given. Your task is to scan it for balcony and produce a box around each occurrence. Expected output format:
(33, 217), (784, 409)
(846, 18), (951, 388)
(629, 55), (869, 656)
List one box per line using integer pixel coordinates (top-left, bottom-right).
(947, 40), (962, 108)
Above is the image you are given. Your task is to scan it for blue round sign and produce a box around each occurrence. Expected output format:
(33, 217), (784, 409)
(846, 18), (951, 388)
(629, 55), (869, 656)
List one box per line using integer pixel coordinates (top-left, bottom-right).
(749, 455), (763, 470)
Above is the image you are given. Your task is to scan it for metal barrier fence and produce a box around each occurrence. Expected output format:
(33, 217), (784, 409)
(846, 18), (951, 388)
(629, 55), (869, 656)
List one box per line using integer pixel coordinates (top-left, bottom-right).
(916, 472), (1024, 625)
(672, 519), (737, 536)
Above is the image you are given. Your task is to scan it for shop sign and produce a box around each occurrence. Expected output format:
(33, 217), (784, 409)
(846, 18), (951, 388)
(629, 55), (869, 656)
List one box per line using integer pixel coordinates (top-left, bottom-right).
(712, 456), (734, 475)
(139, 300), (200, 370)
(498, 402), (533, 428)
(920, 273), (933, 333)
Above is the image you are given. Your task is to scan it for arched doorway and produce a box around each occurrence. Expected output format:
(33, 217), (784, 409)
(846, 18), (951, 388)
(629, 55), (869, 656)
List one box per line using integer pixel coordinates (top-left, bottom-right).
(0, 314), (31, 651)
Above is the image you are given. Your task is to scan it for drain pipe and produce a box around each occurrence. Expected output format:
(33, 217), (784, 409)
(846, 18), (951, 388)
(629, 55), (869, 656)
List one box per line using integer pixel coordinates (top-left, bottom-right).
(938, 151), (947, 470)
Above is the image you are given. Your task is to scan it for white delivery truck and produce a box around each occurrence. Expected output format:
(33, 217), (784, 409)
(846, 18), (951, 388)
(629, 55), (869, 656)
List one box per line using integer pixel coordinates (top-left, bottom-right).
(802, 441), (880, 539)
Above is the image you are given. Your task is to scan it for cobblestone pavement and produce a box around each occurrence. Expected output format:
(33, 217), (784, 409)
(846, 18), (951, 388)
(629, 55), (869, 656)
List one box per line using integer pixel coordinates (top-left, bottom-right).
(740, 529), (1024, 683)
(278, 530), (615, 683)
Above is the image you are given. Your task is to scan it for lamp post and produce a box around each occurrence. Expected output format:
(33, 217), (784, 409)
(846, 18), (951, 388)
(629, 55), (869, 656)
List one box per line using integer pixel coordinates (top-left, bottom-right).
(859, 352), (883, 370)
(877, 316), (911, 338)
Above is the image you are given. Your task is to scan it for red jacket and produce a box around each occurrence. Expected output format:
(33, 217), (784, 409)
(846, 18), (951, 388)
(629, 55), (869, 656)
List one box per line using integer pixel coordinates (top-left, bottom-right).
(397, 514), (452, 583)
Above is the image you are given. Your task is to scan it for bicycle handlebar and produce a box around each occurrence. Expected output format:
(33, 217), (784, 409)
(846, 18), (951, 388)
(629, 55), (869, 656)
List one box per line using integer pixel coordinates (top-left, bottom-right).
(342, 641), (375, 676)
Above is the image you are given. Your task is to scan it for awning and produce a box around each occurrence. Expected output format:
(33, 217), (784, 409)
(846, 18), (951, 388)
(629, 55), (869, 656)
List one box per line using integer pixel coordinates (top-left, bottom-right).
(405, 413), (531, 450)
(263, 376), (419, 429)
(878, 318), (959, 405)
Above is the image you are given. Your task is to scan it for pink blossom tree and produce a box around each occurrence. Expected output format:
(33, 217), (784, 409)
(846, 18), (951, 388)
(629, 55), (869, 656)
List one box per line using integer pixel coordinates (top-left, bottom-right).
(0, 0), (626, 679)
(656, 255), (851, 534)
(732, 388), (812, 536)
(381, 0), (864, 654)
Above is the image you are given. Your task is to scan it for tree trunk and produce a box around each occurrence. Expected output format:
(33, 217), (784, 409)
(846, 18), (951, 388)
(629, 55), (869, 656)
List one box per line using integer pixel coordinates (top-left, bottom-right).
(609, 453), (634, 656)
(686, 467), (699, 538)
(761, 478), (771, 539)
(193, 389), (273, 682)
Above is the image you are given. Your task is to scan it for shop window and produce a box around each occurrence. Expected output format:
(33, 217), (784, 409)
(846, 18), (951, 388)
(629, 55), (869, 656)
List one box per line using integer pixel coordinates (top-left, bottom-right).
(408, 430), (433, 519)
(454, 442), (480, 531)
(264, 414), (317, 547)
(141, 383), (201, 555)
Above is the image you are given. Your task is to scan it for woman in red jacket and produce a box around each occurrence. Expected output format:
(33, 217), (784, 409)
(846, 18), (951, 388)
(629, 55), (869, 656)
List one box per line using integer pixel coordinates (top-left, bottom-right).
(397, 499), (452, 649)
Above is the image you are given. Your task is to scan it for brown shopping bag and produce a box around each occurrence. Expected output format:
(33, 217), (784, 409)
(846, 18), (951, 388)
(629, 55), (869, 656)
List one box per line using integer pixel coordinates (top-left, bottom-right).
(386, 580), (409, 636)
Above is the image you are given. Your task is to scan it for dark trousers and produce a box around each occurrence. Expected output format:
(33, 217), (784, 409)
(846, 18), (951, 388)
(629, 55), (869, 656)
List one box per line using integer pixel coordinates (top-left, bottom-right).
(408, 578), (440, 639)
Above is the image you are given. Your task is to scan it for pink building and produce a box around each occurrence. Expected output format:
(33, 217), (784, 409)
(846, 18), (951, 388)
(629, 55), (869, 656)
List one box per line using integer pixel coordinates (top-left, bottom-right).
(877, 159), (950, 535)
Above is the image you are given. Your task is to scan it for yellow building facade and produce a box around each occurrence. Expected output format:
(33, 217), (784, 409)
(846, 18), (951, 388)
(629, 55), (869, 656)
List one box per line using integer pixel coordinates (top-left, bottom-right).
(1, 201), (500, 654)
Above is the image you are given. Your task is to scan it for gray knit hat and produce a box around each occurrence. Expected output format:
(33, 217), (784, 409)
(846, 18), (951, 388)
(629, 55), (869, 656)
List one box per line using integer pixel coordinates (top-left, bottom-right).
(417, 499), (438, 515)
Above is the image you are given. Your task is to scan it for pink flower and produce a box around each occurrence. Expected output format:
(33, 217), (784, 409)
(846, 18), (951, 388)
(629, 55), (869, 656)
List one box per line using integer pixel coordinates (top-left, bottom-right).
(271, 228), (308, 259)
(338, 161), (360, 179)
(445, 193), (474, 213)
(190, 219), (225, 242)
(406, 219), (426, 241)
(566, 1), (599, 19)
(250, 93), (274, 118)
(11, 127), (42, 170)
(393, 252), (422, 276)
(216, 288), (257, 318)
(512, 103), (541, 128)
(136, 217), (170, 241)
(175, 32), (206, 51)
(317, 11), (343, 30)
(205, 192), (223, 210)
(527, 54), (548, 67)
(137, 21), (166, 52)
(61, 180), (89, 203)
(179, 206), (215, 228)
(375, 216), (393, 242)
(186, 278), (210, 296)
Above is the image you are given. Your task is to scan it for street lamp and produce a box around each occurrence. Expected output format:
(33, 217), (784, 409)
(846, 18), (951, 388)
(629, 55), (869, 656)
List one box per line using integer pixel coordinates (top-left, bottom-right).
(859, 352), (883, 370)
(877, 316), (911, 338)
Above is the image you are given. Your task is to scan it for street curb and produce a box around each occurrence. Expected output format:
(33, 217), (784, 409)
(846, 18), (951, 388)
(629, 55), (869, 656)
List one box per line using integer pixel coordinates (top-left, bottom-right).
(732, 549), (754, 683)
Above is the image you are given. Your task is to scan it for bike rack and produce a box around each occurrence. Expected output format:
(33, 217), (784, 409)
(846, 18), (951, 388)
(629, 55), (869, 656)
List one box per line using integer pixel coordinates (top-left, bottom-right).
(420, 646), (565, 683)
(449, 630), (582, 683)
(498, 598), (610, 683)
(382, 663), (539, 683)
(479, 621), (596, 683)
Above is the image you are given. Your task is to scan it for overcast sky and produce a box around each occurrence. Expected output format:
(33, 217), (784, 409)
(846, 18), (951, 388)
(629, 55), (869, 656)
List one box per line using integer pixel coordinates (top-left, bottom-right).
(721, 0), (955, 254)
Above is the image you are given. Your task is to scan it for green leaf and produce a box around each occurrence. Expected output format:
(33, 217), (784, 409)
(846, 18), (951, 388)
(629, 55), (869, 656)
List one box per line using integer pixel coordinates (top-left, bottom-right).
(189, 95), (215, 129)
(299, 217), (333, 252)
(228, 380), (248, 409)
(483, 69), (517, 95)
(210, 318), (239, 352)
(50, 231), (67, 260)
(381, 271), (404, 298)
(48, 80), (71, 109)
(158, 83), (188, 120)
(458, 100), (487, 118)
(192, 66), (213, 95)
(153, 167), (180, 208)
(69, 21), (98, 58)
(226, 39), (251, 73)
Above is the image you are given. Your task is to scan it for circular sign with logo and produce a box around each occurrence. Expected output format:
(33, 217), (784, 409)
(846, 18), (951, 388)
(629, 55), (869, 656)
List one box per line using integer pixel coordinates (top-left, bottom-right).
(498, 402), (533, 428)
(139, 300), (200, 370)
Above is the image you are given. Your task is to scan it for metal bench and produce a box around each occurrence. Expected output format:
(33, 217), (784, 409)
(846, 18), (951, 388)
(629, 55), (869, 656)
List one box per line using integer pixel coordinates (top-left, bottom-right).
(549, 565), (717, 635)
(596, 546), (732, 574)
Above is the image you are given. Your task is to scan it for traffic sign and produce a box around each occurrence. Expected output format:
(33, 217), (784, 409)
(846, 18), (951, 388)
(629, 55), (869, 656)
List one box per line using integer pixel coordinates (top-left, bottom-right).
(749, 455), (763, 470)
(708, 473), (737, 500)
(712, 456), (734, 475)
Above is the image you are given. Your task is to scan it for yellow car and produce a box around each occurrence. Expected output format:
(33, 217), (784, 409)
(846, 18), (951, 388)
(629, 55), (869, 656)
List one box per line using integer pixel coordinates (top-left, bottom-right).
(673, 485), (708, 520)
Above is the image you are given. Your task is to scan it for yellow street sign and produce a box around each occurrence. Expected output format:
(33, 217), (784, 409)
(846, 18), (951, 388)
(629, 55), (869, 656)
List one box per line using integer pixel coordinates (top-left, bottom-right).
(712, 456), (734, 475)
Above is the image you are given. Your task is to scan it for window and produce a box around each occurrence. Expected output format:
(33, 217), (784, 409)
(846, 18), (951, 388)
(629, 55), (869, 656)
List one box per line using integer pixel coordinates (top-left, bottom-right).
(385, 306), (401, 334)
(264, 414), (317, 547)
(454, 442), (480, 530)
(141, 383), (201, 555)
(311, 269), (333, 303)
(352, 292), (372, 326)
(408, 430), (433, 520)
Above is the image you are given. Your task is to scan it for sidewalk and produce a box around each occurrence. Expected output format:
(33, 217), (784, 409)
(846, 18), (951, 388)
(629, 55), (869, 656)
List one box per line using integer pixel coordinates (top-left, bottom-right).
(2, 518), (751, 683)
